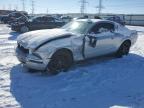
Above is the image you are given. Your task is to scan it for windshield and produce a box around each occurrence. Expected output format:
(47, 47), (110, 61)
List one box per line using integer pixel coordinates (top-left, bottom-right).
(28, 16), (39, 22)
(61, 21), (93, 34)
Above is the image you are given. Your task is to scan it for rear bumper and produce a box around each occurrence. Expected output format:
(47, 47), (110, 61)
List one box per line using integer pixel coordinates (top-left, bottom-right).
(130, 31), (138, 46)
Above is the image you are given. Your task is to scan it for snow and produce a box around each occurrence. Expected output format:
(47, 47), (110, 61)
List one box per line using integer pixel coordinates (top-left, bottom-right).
(0, 24), (144, 108)
(110, 106), (131, 108)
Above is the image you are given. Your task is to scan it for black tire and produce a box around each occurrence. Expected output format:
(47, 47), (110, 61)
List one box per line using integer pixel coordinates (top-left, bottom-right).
(27, 68), (37, 73)
(47, 50), (73, 75)
(116, 41), (131, 58)
(20, 26), (29, 33)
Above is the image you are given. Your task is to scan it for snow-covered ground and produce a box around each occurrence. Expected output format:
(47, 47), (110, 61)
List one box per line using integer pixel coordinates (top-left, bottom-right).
(0, 24), (144, 108)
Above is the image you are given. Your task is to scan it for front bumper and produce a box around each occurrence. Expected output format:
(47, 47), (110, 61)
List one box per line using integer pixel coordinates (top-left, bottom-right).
(16, 47), (48, 71)
(24, 60), (47, 71)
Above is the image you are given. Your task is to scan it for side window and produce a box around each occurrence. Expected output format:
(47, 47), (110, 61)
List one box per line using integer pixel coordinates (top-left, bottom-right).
(35, 17), (42, 22)
(9, 13), (15, 17)
(43, 17), (48, 22)
(47, 17), (55, 22)
(39, 17), (46, 22)
(90, 22), (115, 34)
(15, 13), (21, 18)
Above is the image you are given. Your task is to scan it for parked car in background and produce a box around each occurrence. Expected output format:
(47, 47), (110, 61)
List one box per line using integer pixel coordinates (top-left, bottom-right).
(8, 15), (29, 26)
(0, 15), (3, 23)
(61, 16), (72, 23)
(11, 16), (66, 33)
(16, 19), (138, 74)
(106, 15), (125, 26)
(1, 11), (28, 24)
(94, 16), (102, 19)
(1, 15), (9, 23)
(73, 15), (89, 20)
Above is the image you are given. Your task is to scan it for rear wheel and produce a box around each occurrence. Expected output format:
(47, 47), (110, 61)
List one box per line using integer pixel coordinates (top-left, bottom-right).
(47, 50), (73, 75)
(20, 26), (29, 33)
(116, 41), (131, 58)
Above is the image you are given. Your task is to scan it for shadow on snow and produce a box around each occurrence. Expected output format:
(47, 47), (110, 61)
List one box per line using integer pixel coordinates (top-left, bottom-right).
(8, 32), (20, 40)
(10, 53), (144, 108)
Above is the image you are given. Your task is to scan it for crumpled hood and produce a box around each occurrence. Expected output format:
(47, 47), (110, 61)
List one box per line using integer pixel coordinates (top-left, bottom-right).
(17, 28), (71, 49)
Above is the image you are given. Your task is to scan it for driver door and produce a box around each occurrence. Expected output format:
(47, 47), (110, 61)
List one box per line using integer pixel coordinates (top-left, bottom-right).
(84, 22), (116, 58)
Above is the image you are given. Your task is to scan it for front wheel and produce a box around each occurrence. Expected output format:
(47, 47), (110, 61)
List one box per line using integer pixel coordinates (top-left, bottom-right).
(20, 26), (29, 33)
(47, 50), (73, 75)
(116, 41), (131, 58)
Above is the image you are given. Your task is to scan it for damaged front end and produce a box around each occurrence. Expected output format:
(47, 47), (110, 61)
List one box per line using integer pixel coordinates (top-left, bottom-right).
(15, 42), (48, 71)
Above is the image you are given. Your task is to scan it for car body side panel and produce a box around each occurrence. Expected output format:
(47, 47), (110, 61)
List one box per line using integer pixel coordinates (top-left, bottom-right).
(84, 32), (118, 58)
(71, 35), (84, 61)
(35, 35), (85, 65)
(35, 37), (73, 65)
(115, 24), (138, 46)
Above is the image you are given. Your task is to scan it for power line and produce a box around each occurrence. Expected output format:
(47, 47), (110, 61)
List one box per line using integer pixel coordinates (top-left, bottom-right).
(14, 4), (18, 11)
(96, 0), (104, 15)
(21, 0), (25, 11)
(3, 5), (5, 10)
(80, 0), (88, 15)
(9, 4), (12, 10)
(46, 8), (49, 14)
(31, 0), (35, 15)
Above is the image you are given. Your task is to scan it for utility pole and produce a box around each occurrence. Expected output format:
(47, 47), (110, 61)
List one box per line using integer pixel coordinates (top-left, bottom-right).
(21, 0), (25, 11)
(3, 5), (5, 10)
(31, 0), (35, 15)
(96, 0), (104, 16)
(14, 4), (18, 11)
(9, 4), (12, 10)
(80, 0), (88, 16)
(46, 8), (49, 15)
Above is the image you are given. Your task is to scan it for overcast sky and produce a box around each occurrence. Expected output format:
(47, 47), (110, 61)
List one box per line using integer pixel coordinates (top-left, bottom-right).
(0, 0), (144, 14)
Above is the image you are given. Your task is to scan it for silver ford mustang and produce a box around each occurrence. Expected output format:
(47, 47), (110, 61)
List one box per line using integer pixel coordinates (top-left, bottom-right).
(16, 19), (138, 74)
